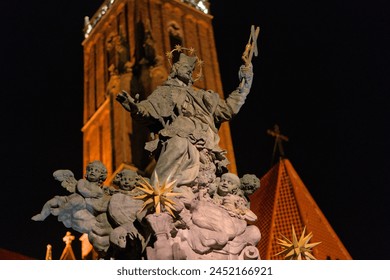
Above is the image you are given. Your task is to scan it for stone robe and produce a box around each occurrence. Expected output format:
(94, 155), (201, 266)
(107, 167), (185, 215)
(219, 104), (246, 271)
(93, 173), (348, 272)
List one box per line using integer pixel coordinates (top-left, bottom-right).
(134, 78), (247, 186)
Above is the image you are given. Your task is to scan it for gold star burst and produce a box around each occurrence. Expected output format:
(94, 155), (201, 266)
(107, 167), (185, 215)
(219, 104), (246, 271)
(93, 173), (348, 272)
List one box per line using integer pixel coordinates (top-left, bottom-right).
(133, 173), (180, 217)
(275, 226), (321, 260)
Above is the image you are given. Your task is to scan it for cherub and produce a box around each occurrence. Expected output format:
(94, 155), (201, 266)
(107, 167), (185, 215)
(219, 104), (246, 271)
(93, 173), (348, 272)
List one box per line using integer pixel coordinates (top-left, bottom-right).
(212, 173), (257, 222)
(239, 174), (260, 196)
(174, 172), (259, 256)
(85, 168), (141, 259)
(233, 174), (260, 207)
(108, 168), (145, 226)
(112, 168), (140, 193)
(107, 169), (149, 259)
(212, 172), (241, 205)
(76, 160), (112, 215)
(31, 160), (109, 233)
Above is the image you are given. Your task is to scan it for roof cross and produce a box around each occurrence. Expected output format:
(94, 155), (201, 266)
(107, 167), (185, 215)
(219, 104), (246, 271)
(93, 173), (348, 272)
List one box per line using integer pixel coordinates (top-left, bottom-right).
(267, 124), (289, 166)
(63, 231), (75, 246)
(60, 231), (77, 260)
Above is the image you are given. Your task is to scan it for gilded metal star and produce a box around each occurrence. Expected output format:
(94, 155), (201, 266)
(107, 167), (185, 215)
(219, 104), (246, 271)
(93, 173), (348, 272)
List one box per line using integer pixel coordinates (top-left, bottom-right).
(174, 44), (183, 52)
(133, 172), (180, 217)
(275, 225), (321, 260)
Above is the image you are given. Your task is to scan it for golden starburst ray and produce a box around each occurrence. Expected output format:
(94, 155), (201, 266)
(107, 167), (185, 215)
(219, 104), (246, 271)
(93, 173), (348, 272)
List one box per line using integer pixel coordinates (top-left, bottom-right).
(275, 225), (321, 260)
(134, 172), (180, 217)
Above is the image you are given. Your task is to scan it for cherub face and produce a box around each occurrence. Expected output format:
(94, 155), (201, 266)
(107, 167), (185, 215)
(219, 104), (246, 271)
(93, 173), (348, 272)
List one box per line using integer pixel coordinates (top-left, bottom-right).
(116, 170), (138, 191)
(86, 164), (104, 182)
(218, 174), (239, 196)
(243, 185), (256, 195)
(110, 227), (127, 249)
(116, 234), (127, 248)
(120, 175), (137, 191)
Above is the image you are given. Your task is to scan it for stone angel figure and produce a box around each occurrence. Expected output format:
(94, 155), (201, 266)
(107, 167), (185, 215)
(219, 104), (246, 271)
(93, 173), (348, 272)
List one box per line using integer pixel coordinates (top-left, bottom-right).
(31, 169), (79, 222)
(31, 161), (108, 234)
(53, 169), (78, 192)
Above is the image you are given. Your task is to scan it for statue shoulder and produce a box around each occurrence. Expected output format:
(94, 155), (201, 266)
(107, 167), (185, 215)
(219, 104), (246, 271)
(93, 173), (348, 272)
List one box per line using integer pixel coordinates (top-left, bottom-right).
(147, 84), (172, 102)
(198, 89), (220, 111)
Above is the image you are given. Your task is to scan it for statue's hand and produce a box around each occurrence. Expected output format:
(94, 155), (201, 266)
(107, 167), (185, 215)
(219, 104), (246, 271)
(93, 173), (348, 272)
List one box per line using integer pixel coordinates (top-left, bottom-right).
(116, 90), (130, 104)
(238, 63), (253, 85)
(116, 90), (135, 112)
(237, 63), (253, 95)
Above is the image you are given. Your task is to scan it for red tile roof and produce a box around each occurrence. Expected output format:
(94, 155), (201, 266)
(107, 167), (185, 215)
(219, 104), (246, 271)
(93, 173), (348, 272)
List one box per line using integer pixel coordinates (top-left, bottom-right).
(250, 159), (352, 260)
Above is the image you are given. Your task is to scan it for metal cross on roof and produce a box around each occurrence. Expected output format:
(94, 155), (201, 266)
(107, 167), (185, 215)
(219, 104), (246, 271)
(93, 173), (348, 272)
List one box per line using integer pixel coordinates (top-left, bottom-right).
(267, 124), (289, 166)
(62, 231), (75, 246)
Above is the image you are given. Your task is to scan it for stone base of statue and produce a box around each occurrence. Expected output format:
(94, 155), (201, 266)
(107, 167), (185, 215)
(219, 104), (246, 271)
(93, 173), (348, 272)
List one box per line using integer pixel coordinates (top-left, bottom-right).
(143, 188), (261, 260)
(32, 163), (262, 260)
(145, 213), (174, 260)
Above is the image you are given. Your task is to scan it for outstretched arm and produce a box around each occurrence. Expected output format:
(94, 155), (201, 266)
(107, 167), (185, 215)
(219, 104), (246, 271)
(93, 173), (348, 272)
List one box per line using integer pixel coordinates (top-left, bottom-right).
(116, 90), (151, 119)
(214, 63), (254, 122)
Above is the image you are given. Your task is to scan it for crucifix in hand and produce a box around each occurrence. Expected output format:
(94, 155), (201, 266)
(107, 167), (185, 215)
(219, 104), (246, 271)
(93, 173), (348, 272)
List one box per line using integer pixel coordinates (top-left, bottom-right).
(239, 25), (260, 89)
(242, 25), (260, 66)
(267, 124), (289, 166)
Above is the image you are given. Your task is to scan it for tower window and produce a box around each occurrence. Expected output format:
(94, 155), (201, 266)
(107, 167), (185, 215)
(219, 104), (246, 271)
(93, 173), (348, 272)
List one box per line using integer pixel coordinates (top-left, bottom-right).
(168, 21), (183, 64)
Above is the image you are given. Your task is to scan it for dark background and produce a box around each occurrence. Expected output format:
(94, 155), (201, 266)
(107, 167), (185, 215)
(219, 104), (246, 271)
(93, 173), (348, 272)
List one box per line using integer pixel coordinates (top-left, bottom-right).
(1, 0), (389, 260)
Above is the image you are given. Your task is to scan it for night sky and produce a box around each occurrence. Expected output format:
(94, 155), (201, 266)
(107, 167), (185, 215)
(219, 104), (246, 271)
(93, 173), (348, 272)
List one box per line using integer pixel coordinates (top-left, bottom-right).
(1, 0), (389, 260)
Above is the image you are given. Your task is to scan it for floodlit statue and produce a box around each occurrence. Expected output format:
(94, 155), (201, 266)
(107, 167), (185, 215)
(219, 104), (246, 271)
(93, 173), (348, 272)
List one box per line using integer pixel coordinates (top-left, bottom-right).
(119, 27), (261, 259)
(33, 26), (263, 260)
(116, 46), (253, 187)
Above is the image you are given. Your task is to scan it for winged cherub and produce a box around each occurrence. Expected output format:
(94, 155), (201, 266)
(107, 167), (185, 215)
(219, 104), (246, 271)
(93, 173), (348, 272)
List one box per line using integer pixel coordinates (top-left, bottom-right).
(31, 160), (108, 233)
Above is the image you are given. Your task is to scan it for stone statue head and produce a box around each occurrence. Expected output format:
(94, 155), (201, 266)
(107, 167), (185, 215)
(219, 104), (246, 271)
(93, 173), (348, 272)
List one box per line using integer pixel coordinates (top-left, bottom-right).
(176, 53), (197, 70)
(113, 169), (139, 191)
(110, 226), (128, 248)
(217, 172), (240, 196)
(85, 160), (108, 184)
(240, 174), (260, 195)
(169, 53), (198, 85)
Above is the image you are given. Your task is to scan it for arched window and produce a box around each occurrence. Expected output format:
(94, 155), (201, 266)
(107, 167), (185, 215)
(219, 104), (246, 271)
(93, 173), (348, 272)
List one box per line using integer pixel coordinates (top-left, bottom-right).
(168, 21), (183, 64)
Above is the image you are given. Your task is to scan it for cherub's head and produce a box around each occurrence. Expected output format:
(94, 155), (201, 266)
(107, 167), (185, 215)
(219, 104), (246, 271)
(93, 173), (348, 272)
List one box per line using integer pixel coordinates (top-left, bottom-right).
(85, 160), (107, 184)
(240, 174), (260, 196)
(113, 169), (139, 191)
(110, 227), (127, 249)
(217, 173), (240, 196)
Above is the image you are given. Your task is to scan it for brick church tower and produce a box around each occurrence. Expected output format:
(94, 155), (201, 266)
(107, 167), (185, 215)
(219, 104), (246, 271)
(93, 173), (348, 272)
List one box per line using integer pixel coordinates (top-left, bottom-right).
(81, 0), (236, 181)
